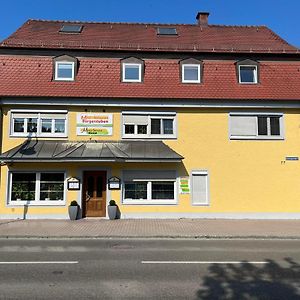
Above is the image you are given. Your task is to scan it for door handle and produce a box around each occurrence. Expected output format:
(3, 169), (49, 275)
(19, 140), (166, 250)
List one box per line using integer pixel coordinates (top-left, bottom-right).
(86, 192), (91, 202)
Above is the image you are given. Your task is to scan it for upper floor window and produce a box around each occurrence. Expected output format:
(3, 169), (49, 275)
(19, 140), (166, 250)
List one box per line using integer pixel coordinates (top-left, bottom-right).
(122, 63), (142, 82)
(179, 58), (202, 84)
(121, 57), (144, 83)
(55, 61), (75, 81)
(229, 113), (284, 140)
(10, 110), (67, 138)
(182, 64), (201, 83)
(53, 55), (78, 81)
(239, 66), (257, 84)
(122, 112), (176, 139)
(236, 59), (259, 84)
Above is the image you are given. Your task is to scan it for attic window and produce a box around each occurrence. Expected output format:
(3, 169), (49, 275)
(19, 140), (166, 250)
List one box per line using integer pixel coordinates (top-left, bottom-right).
(157, 27), (177, 35)
(60, 24), (83, 33)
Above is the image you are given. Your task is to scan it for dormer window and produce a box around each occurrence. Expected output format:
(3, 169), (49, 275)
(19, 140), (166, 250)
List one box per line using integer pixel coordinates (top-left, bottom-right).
(53, 55), (78, 82)
(180, 58), (202, 84)
(55, 62), (75, 81)
(123, 63), (141, 82)
(236, 59), (259, 84)
(239, 66), (257, 84)
(121, 57), (144, 83)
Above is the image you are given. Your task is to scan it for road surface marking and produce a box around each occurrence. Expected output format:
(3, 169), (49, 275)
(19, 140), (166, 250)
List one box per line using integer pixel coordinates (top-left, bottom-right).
(0, 261), (78, 264)
(141, 261), (269, 264)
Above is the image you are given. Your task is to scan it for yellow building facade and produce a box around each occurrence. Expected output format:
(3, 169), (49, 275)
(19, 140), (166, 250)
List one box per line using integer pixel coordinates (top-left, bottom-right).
(1, 105), (300, 219)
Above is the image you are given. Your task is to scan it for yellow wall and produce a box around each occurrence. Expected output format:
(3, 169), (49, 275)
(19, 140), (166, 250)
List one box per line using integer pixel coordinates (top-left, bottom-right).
(1, 105), (300, 218)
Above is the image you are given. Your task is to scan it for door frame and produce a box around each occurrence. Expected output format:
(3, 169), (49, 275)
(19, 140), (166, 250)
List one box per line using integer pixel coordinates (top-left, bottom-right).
(76, 167), (112, 219)
(82, 170), (107, 218)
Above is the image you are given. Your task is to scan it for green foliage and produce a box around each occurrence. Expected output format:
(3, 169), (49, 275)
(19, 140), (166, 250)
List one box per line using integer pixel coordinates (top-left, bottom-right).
(70, 200), (78, 206)
(109, 200), (116, 206)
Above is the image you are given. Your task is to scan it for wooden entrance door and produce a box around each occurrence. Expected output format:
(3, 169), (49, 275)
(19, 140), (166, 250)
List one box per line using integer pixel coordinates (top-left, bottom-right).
(82, 171), (107, 217)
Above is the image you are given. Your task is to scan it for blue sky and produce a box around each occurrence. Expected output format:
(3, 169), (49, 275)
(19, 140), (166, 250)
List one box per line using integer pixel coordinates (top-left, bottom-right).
(1, 0), (299, 47)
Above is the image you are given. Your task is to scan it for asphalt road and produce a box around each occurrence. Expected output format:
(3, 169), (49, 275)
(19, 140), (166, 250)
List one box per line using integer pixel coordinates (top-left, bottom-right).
(0, 238), (299, 299)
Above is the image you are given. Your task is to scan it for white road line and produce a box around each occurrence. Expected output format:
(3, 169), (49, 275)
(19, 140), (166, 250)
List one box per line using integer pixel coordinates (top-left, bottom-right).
(0, 261), (78, 264)
(141, 261), (269, 264)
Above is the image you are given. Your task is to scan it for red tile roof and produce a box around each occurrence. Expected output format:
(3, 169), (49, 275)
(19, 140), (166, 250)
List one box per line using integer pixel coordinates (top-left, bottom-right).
(0, 56), (299, 100)
(0, 19), (298, 54)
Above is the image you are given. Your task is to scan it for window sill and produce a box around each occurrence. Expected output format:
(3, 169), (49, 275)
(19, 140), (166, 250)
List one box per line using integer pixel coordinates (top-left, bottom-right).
(230, 136), (284, 140)
(10, 134), (68, 138)
(122, 200), (177, 205)
(122, 136), (177, 140)
(8, 201), (66, 206)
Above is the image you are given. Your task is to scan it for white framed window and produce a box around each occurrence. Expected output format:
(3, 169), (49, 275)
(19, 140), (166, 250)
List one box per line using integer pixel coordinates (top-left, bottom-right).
(10, 111), (67, 137)
(8, 171), (66, 206)
(182, 64), (201, 83)
(122, 112), (176, 139)
(238, 65), (258, 84)
(191, 170), (209, 206)
(229, 112), (284, 140)
(122, 63), (142, 82)
(55, 61), (75, 81)
(122, 170), (177, 205)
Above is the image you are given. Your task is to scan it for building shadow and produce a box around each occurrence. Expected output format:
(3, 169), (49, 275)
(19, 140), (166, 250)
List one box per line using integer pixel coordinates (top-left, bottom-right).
(197, 258), (300, 300)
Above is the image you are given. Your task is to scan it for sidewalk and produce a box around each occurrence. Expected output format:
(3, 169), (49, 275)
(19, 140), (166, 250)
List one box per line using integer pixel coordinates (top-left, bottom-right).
(0, 219), (299, 238)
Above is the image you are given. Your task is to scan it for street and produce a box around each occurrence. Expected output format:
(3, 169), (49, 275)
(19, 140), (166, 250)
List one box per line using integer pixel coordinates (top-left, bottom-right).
(0, 238), (299, 299)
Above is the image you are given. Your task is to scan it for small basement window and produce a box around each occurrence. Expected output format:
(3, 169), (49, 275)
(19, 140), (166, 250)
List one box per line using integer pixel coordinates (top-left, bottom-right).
(60, 24), (83, 33)
(122, 63), (142, 82)
(157, 27), (177, 35)
(55, 61), (75, 81)
(239, 65), (258, 84)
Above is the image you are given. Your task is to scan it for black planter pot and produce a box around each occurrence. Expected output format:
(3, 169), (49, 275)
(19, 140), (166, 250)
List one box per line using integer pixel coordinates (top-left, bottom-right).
(108, 205), (117, 220)
(68, 206), (78, 220)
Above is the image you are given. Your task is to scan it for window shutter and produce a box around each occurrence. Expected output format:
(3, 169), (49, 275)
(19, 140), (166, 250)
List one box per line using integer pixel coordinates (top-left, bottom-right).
(230, 115), (257, 136)
(192, 171), (208, 205)
(123, 115), (148, 125)
(123, 170), (176, 181)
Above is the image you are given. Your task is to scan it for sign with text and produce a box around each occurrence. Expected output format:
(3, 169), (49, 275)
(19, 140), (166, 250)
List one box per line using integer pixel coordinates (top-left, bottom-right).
(179, 177), (190, 194)
(76, 113), (113, 136)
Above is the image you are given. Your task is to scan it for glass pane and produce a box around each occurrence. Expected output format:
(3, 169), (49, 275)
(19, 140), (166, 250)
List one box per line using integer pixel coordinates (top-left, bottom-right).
(270, 117), (280, 136)
(27, 118), (37, 133)
(96, 176), (103, 198)
(124, 65), (140, 81)
(57, 63), (73, 79)
(137, 125), (147, 134)
(183, 66), (199, 81)
(258, 117), (268, 135)
(14, 118), (25, 133)
(41, 119), (52, 133)
(55, 119), (65, 133)
(11, 173), (36, 201)
(152, 182), (174, 199)
(40, 173), (64, 201)
(240, 66), (256, 83)
(87, 176), (94, 198)
(125, 124), (134, 134)
(151, 119), (161, 134)
(163, 119), (173, 134)
(124, 182), (147, 199)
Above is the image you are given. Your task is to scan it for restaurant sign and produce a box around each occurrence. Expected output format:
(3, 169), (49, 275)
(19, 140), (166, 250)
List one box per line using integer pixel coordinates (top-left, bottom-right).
(77, 113), (113, 136)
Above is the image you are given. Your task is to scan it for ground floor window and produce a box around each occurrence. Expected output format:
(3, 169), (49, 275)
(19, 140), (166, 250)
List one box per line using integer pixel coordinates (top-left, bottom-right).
(9, 172), (65, 205)
(123, 170), (177, 204)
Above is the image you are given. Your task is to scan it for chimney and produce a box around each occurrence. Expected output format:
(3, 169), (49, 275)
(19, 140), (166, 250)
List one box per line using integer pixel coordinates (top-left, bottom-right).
(196, 12), (210, 26)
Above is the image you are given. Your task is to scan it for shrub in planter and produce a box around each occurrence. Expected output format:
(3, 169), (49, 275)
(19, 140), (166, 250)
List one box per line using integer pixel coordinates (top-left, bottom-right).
(68, 200), (79, 220)
(108, 200), (117, 220)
